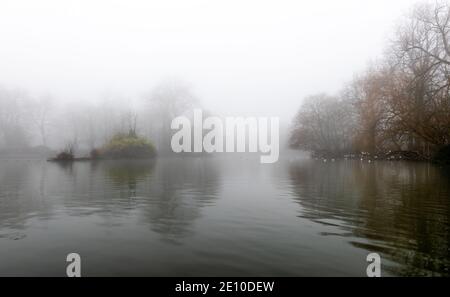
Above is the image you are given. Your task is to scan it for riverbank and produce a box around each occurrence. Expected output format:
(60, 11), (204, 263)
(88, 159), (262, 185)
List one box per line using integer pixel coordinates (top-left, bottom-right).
(310, 149), (449, 165)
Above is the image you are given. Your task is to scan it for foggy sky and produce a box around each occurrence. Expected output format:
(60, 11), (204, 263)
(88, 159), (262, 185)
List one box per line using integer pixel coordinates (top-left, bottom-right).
(0, 0), (418, 120)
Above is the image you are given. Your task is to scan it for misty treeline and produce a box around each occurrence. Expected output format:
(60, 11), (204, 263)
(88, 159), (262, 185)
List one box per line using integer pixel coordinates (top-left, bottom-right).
(0, 79), (197, 155)
(290, 1), (450, 160)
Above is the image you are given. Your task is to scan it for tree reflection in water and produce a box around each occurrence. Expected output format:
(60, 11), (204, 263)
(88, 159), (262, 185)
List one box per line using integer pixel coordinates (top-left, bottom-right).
(288, 160), (450, 276)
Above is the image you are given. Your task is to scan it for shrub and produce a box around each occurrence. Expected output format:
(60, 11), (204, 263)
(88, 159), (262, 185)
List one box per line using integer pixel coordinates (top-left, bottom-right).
(54, 146), (74, 161)
(99, 133), (156, 159)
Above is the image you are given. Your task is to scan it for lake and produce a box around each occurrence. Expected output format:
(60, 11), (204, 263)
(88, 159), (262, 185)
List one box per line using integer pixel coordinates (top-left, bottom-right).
(0, 155), (449, 276)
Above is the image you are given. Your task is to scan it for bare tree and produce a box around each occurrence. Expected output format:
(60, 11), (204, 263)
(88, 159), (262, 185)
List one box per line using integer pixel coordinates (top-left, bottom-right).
(389, 1), (450, 153)
(345, 66), (392, 153)
(144, 79), (198, 153)
(290, 94), (357, 156)
(0, 86), (29, 149)
(29, 94), (54, 147)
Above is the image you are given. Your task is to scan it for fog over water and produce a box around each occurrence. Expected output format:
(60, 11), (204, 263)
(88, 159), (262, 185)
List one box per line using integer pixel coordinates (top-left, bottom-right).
(0, 0), (415, 120)
(1, 0), (450, 278)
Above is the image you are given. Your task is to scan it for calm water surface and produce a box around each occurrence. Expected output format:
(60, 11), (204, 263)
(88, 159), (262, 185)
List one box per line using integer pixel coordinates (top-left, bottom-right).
(0, 156), (449, 276)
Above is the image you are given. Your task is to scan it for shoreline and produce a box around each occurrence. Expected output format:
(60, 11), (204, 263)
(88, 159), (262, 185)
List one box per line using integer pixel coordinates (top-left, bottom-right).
(308, 150), (450, 165)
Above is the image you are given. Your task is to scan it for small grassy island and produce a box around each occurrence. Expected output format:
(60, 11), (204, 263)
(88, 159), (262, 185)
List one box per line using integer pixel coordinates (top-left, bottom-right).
(95, 132), (156, 160)
(49, 132), (156, 162)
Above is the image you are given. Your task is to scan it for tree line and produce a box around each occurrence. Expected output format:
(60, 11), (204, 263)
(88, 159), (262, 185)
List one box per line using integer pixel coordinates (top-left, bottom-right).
(290, 1), (450, 161)
(0, 79), (197, 156)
